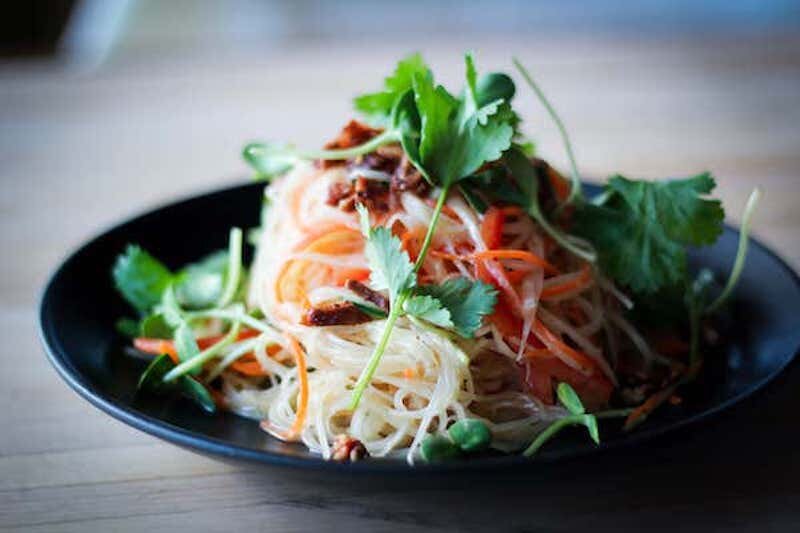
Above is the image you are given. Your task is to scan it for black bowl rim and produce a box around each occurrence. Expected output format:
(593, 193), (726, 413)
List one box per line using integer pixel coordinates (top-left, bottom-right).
(38, 181), (800, 474)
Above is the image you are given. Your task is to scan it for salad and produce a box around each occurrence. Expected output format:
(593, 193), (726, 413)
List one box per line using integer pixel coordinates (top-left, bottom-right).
(112, 54), (760, 464)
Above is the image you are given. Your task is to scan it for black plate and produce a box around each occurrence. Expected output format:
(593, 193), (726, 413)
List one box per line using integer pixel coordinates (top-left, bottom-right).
(39, 182), (800, 472)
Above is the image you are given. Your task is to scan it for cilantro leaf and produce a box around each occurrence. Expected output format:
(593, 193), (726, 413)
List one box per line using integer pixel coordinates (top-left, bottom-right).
(403, 295), (453, 329)
(112, 245), (174, 314)
(573, 173), (725, 293)
(412, 54), (515, 188)
(416, 277), (497, 338)
(354, 53), (431, 124)
(357, 204), (416, 303)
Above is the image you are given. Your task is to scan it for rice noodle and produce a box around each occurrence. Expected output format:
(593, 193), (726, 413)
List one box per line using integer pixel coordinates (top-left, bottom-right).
(228, 164), (659, 461)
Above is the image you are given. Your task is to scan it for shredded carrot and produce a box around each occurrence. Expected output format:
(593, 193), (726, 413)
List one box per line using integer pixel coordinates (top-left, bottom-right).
(276, 229), (365, 304)
(402, 367), (416, 379)
(229, 345), (282, 377)
(400, 226), (426, 261)
(285, 334), (309, 440)
(545, 166), (571, 203)
(540, 264), (592, 299)
(503, 267), (532, 283)
(480, 206), (505, 249)
(624, 382), (680, 431)
(531, 320), (595, 375)
(292, 224), (358, 252)
(134, 338), (179, 363)
(134, 329), (261, 365)
(435, 249), (558, 275)
(500, 205), (524, 217)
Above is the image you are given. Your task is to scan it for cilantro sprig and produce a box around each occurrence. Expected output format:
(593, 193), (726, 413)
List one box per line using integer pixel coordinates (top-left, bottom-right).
(349, 205), (497, 408)
(573, 173), (725, 294)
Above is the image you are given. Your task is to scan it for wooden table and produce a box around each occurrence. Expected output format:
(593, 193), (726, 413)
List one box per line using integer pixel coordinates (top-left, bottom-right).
(2, 35), (799, 532)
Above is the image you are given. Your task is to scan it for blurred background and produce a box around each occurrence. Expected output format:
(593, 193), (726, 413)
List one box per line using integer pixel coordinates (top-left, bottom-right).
(1, 1), (799, 286)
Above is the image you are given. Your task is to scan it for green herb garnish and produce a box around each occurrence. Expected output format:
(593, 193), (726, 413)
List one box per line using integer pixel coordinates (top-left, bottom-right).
(573, 173), (725, 294)
(137, 354), (216, 413)
(113, 245), (173, 314)
(348, 204), (497, 408)
(523, 383), (601, 457)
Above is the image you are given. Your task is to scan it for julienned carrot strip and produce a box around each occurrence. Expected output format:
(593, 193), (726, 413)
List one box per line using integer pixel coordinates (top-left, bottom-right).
(134, 329), (264, 374)
(540, 264), (592, 299)
(229, 345), (282, 377)
(480, 206), (505, 249)
(531, 319), (595, 375)
(134, 329), (260, 359)
(292, 224), (358, 252)
(277, 229), (365, 304)
(545, 166), (571, 203)
(500, 205), (524, 217)
(435, 249), (558, 275)
(623, 382), (680, 431)
(134, 338), (179, 363)
(284, 334), (309, 440)
(400, 226), (426, 261)
(474, 250), (559, 275)
(503, 268), (532, 283)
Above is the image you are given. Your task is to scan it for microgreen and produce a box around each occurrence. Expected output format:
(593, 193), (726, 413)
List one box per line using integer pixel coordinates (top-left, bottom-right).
(523, 383), (602, 457)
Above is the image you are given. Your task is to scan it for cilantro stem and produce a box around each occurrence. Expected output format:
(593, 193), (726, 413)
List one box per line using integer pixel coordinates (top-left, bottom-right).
(414, 184), (452, 273)
(349, 299), (405, 409)
(526, 200), (597, 263)
(512, 58), (583, 208)
(705, 187), (762, 315)
(298, 130), (401, 161)
(523, 407), (631, 456)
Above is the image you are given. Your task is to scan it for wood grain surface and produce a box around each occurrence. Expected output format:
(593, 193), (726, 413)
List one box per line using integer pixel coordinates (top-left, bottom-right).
(2, 35), (799, 532)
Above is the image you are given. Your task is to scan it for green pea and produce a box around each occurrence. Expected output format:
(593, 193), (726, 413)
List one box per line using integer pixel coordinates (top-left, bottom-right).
(448, 419), (491, 452)
(421, 434), (461, 462)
